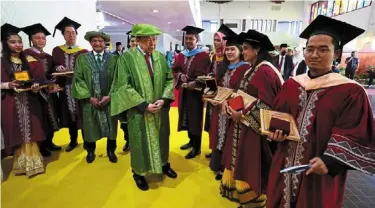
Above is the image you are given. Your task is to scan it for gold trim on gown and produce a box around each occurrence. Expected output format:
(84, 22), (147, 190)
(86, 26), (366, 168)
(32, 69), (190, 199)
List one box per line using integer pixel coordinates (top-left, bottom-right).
(12, 143), (44, 177)
(220, 169), (267, 208)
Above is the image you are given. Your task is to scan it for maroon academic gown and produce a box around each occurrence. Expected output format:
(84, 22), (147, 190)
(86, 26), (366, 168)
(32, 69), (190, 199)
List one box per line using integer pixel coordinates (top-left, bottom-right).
(267, 73), (375, 208)
(1, 57), (47, 154)
(24, 48), (60, 134)
(209, 62), (249, 171)
(51, 46), (87, 129)
(204, 55), (224, 133)
(222, 62), (283, 195)
(209, 63), (249, 150)
(173, 51), (211, 138)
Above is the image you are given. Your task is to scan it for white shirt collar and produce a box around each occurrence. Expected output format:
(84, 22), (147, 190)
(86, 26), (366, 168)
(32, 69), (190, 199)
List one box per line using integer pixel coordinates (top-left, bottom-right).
(93, 50), (104, 56)
(65, 44), (78, 48)
(137, 45), (146, 55)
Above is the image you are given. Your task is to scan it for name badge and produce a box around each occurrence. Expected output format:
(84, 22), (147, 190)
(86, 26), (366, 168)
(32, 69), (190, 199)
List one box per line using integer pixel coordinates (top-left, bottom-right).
(14, 71), (30, 81)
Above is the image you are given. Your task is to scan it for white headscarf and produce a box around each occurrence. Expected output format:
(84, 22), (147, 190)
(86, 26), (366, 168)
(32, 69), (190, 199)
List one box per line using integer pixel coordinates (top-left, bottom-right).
(293, 46), (304, 65)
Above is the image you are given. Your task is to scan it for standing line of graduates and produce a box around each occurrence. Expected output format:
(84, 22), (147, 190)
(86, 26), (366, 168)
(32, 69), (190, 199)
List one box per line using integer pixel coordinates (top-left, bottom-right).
(1, 14), (375, 208)
(186, 15), (375, 208)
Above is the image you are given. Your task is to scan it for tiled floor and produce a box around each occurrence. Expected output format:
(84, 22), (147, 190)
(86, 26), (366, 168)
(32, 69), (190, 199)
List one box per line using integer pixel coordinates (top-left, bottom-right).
(343, 171), (375, 208)
(343, 91), (375, 208)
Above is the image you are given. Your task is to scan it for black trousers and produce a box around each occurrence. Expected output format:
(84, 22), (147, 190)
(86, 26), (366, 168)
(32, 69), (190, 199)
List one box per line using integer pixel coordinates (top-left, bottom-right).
(368, 72), (374, 86)
(40, 131), (55, 149)
(69, 122), (78, 144)
(120, 123), (129, 142)
(345, 70), (355, 80)
(188, 131), (202, 150)
(85, 139), (116, 152)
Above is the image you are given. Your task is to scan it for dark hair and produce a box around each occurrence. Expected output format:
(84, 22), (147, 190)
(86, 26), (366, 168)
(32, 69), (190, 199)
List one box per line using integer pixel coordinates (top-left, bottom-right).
(116, 42), (122, 46)
(216, 44), (244, 80)
(246, 41), (273, 68)
(61, 25), (78, 35)
(1, 33), (30, 78)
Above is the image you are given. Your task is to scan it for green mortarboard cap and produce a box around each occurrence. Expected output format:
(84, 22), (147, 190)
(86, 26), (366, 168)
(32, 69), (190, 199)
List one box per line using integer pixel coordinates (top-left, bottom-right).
(130, 24), (162, 37)
(84, 31), (111, 42)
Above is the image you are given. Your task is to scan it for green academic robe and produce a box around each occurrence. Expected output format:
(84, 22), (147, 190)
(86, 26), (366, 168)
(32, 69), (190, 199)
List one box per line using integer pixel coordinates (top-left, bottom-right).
(72, 52), (118, 143)
(111, 47), (174, 176)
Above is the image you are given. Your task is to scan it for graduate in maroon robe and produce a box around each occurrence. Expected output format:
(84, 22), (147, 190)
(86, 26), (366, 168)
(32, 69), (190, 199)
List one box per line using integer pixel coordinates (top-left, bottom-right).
(220, 30), (284, 208)
(1, 23), (48, 177)
(208, 33), (250, 181)
(205, 25), (232, 159)
(23, 23), (62, 157)
(266, 15), (375, 208)
(172, 26), (211, 159)
(51, 17), (88, 152)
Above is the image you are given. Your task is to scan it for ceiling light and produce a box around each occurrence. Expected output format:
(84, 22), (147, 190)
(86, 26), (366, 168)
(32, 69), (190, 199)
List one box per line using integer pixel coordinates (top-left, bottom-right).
(246, 16), (251, 19)
(153, 9), (159, 13)
(122, 22), (126, 24)
(167, 22), (171, 24)
(176, 29), (180, 31)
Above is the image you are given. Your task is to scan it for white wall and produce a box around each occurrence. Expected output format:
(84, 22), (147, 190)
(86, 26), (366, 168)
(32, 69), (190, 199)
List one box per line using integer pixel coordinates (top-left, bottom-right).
(200, 1), (305, 21)
(1, 0), (97, 54)
(163, 34), (182, 53)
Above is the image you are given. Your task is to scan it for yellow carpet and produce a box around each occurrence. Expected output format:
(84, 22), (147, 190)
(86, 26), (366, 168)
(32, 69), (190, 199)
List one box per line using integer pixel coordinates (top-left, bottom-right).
(1, 108), (236, 208)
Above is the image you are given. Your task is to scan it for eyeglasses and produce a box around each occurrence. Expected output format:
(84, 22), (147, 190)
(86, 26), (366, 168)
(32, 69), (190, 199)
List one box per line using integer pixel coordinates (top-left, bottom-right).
(304, 48), (331, 57)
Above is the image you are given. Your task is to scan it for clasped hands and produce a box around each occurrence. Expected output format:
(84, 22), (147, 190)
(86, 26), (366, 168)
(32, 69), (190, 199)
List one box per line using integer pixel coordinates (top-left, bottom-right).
(180, 74), (196, 90)
(90, 96), (110, 108)
(147, 100), (164, 113)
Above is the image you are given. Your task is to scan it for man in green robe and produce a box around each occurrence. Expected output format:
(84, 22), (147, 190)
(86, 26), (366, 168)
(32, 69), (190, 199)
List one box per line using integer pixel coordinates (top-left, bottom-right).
(111, 24), (177, 191)
(72, 31), (118, 164)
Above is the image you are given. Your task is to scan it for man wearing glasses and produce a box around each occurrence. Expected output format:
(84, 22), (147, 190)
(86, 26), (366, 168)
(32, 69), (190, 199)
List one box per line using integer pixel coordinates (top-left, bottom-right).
(266, 15), (375, 208)
(110, 24), (177, 191)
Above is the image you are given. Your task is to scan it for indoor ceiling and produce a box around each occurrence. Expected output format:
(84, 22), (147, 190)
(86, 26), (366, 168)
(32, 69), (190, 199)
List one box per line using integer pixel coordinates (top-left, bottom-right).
(96, 0), (196, 39)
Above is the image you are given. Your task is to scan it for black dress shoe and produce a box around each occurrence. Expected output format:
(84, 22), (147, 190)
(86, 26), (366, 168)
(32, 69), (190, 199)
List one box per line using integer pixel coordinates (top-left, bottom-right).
(86, 151), (96, 163)
(107, 151), (118, 163)
(185, 148), (201, 159)
(47, 143), (62, 151)
(162, 163), (177, 178)
(215, 173), (223, 181)
(40, 148), (51, 157)
(180, 142), (193, 150)
(65, 142), (78, 152)
(123, 142), (130, 152)
(205, 153), (212, 158)
(133, 173), (149, 191)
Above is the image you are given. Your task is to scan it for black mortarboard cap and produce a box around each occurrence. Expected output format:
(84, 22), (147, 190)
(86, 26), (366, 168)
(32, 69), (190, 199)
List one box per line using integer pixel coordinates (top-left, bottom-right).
(280, 43), (289, 48)
(1, 23), (22, 41)
(300, 15), (365, 49)
(181, 26), (204, 35)
(22, 23), (51, 46)
(239, 29), (275, 51)
(217, 24), (236, 37)
(223, 35), (240, 46)
(53, 17), (81, 37)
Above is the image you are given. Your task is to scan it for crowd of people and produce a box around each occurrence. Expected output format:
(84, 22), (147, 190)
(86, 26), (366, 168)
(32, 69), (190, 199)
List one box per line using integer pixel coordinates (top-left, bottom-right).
(1, 14), (375, 208)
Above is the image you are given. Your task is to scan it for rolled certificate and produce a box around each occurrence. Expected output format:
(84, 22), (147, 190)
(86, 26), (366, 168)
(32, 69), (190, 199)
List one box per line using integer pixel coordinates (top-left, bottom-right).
(280, 164), (311, 174)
